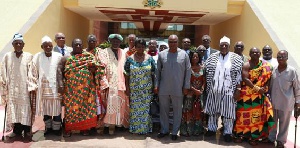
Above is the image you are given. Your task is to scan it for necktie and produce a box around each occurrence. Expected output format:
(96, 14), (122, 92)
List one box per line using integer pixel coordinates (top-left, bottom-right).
(61, 48), (65, 56)
(204, 52), (208, 61)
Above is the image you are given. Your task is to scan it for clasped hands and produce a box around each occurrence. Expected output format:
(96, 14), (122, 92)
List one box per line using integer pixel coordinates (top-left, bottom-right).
(153, 87), (201, 96)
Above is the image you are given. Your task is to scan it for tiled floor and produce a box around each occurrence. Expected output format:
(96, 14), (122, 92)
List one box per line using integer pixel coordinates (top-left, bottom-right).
(0, 105), (299, 148)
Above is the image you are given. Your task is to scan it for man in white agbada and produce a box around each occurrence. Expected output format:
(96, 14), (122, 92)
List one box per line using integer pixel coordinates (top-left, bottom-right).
(0, 33), (33, 142)
(204, 36), (243, 143)
(28, 36), (63, 141)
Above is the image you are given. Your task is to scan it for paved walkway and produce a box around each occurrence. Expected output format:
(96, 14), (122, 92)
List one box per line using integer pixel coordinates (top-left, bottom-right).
(0, 105), (299, 148)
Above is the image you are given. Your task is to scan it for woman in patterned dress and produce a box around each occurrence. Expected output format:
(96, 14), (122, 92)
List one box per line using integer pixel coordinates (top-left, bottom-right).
(180, 47), (206, 136)
(124, 39), (156, 134)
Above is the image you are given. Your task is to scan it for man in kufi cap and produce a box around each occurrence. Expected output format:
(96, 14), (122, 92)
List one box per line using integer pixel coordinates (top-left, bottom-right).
(28, 35), (63, 141)
(97, 34), (129, 134)
(204, 36), (244, 143)
(108, 34), (124, 42)
(0, 33), (33, 142)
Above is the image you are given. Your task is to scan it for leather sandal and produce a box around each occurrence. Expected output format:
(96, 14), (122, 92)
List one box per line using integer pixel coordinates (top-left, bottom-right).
(233, 137), (243, 143)
(248, 139), (258, 146)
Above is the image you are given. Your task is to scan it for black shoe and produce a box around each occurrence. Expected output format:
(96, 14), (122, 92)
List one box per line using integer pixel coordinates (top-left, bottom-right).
(157, 132), (169, 138)
(23, 133), (32, 143)
(53, 130), (62, 136)
(205, 130), (216, 137)
(4, 135), (22, 143)
(80, 130), (90, 136)
(171, 135), (178, 141)
(103, 127), (109, 134)
(276, 141), (284, 148)
(44, 128), (52, 135)
(220, 127), (224, 133)
(224, 134), (232, 143)
(261, 138), (274, 144)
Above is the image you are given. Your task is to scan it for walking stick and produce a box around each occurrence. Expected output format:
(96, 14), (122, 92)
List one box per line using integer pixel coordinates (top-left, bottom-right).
(61, 105), (65, 142)
(61, 91), (65, 141)
(1, 104), (7, 141)
(30, 91), (36, 137)
(294, 104), (299, 148)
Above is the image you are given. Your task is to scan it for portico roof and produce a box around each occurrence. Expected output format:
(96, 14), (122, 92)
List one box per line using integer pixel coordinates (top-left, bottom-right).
(64, 0), (245, 33)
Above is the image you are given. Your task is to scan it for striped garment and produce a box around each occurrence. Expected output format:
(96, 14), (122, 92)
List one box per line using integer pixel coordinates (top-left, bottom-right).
(28, 52), (63, 117)
(204, 52), (243, 119)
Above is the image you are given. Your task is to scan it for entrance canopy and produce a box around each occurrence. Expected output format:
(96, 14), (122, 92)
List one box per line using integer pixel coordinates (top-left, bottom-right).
(64, 0), (245, 33)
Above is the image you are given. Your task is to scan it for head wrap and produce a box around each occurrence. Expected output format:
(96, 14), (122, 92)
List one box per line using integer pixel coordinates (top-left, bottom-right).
(13, 33), (24, 42)
(159, 42), (169, 48)
(108, 34), (123, 41)
(41, 35), (52, 44)
(220, 36), (230, 45)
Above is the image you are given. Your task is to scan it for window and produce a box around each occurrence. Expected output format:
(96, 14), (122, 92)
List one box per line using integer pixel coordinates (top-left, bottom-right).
(121, 22), (137, 29)
(166, 24), (183, 31)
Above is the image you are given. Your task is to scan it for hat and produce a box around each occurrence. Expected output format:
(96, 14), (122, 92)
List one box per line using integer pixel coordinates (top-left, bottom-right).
(13, 33), (24, 42)
(159, 42), (169, 48)
(108, 34), (123, 41)
(220, 36), (230, 45)
(41, 35), (52, 44)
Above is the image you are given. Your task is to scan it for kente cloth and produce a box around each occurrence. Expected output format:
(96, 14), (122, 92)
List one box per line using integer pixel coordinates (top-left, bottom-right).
(63, 52), (103, 131)
(234, 60), (275, 140)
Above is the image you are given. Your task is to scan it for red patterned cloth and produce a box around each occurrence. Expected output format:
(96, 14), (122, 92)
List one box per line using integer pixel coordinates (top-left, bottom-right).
(234, 60), (275, 140)
(64, 52), (103, 131)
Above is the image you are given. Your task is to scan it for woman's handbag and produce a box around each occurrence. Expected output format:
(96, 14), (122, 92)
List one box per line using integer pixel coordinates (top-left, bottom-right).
(150, 95), (160, 116)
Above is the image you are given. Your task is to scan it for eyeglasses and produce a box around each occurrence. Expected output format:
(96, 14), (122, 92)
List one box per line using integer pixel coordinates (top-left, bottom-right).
(263, 49), (272, 52)
(168, 41), (177, 43)
(277, 56), (287, 60)
(220, 44), (229, 48)
(56, 37), (65, 40)
(235, 45), (244, 48)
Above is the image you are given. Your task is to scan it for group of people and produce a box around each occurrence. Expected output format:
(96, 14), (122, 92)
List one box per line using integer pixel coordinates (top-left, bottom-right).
(0, 32), (299, 148)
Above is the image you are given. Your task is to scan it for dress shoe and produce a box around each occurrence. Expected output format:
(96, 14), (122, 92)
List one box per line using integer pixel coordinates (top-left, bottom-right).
(261, 138), (274, 144)
(223, 134), (232, 142)
(44, 128), (52, 135)
(63, 130), (72, 137)
(53, 129), (62, 136)
(4, 135), (22, 143)
(276, 141), (284, 148)
(204, 130), (216, 137)
(80, 130), (90, 136)
(23, 133), (32, 143)
(157, 132), (169, 138)
(171, 135), (178, 140)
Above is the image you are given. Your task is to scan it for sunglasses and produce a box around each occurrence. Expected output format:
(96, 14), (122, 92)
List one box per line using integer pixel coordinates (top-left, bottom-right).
(235, 45), (244, 48)
(56, 37), (65, 40)
(277, 56), (287, 60)
(169, 41), (178, 43)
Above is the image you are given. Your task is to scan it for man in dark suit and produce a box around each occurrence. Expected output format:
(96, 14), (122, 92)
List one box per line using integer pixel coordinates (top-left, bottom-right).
(182, 38), (191, 54)
(52, 32), (72, 56)
(202, 35), (218, 62)
(201, 34), (218, 131)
